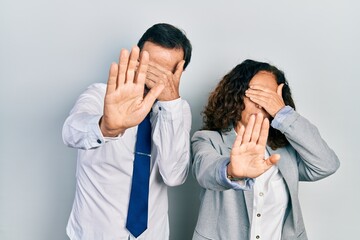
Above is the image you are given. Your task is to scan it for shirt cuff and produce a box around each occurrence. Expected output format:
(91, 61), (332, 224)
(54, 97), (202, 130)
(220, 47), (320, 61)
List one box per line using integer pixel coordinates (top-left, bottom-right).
(88, 115), (120, 147)
(218, 158), (254, 191)
(152, 98), (183, 120)
(271, 105), (294, 129)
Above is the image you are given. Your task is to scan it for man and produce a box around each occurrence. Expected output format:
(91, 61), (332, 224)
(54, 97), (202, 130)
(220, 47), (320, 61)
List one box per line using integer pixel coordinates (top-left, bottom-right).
(62, 23), (192, 240)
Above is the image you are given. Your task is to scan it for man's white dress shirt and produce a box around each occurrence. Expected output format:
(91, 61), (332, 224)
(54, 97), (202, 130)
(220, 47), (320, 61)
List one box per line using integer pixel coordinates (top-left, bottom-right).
(62, 83), (191, 240)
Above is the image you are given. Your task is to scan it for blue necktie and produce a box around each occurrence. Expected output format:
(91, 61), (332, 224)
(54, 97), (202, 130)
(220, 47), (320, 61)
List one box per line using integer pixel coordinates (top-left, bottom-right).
(126, 114), (151, 238)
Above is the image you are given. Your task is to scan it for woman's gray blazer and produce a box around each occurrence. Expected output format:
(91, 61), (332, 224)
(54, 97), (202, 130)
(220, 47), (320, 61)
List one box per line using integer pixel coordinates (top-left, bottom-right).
(191, 109), (340, 240)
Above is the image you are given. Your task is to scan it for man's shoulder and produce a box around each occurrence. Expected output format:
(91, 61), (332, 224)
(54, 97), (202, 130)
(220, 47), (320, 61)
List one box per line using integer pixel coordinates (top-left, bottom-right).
(81, 83), (107, 96)
(87, 82), (107, 90)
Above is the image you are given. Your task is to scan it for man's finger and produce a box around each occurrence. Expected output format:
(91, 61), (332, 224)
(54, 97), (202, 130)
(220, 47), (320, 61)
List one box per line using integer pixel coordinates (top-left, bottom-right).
(148, 61), (166, 73)
(106, 63), (118, 94)
(147, 63), (163, 77)
(142, 83), (165, 110)
(145, 76), (156, 90)
(126, 46), (140, 84)
(117, 49), (130, 87)
(134, 50), (149, 85)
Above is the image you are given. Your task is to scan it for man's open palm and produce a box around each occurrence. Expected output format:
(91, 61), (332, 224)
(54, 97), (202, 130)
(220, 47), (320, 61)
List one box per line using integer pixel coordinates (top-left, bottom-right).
(100, 46), (164, 137)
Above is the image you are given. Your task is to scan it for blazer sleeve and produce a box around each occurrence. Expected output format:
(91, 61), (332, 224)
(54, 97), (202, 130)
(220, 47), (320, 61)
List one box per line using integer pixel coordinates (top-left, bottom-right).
(272, 107), (340, 181)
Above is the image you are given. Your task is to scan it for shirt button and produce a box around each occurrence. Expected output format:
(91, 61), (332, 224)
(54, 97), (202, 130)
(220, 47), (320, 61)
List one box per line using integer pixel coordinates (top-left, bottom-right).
(259, 192), (264, 197)
(256, 235), (260, 239)
(97, 139), (102, 144)
(257, 213), (261, 217)
(159, 106), (162, 110)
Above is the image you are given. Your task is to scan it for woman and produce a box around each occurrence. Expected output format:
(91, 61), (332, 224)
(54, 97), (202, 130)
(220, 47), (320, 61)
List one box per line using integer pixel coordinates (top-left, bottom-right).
(191, 59), (340, 240)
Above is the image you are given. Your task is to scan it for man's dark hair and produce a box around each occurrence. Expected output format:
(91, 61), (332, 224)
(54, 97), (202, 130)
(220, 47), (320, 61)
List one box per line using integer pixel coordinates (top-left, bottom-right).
(137, 23), (192, 70)
(202, 59), (296, 150)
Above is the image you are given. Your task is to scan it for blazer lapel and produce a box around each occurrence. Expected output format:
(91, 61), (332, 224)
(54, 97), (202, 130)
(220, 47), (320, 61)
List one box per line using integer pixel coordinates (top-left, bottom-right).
(266, 145), (300, 233)
(244, 146), (293, 226)
(243, 186), (254, 225)
(221, 128), (237, 150)
(266, 146), (294, 188)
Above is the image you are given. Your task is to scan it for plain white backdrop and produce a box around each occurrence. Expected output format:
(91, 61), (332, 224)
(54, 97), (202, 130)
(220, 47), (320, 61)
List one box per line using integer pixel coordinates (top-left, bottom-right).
(1, 0), (359, 239)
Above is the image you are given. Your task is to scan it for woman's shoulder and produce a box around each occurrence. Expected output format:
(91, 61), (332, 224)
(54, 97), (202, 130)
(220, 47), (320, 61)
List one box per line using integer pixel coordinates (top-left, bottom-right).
(191, 129), (228, 142)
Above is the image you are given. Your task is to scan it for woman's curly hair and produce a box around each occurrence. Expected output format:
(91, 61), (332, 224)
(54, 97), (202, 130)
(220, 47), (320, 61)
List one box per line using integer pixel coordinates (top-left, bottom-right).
(202, 59), (296, 150)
